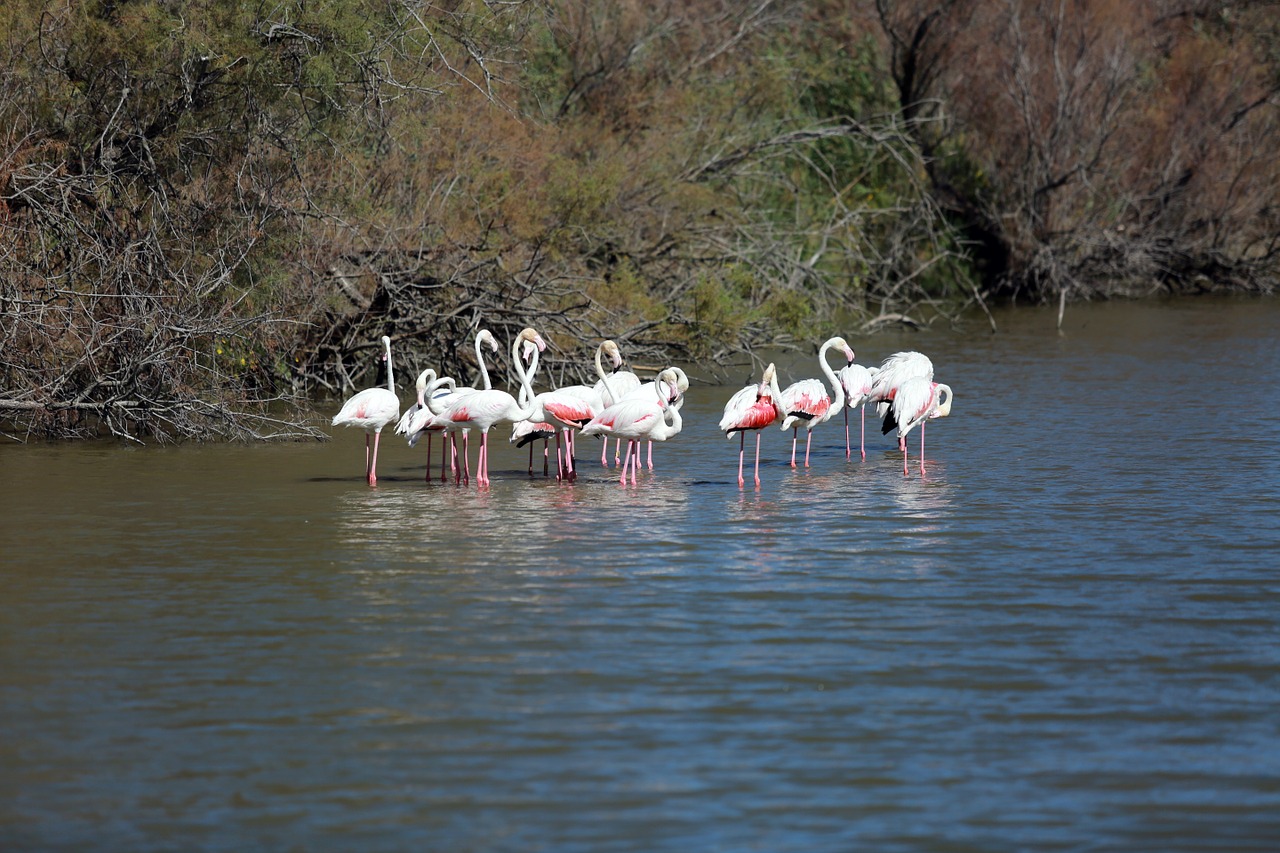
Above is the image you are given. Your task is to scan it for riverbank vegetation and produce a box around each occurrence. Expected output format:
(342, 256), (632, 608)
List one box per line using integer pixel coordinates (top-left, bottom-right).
(2, 0), (1277, 440)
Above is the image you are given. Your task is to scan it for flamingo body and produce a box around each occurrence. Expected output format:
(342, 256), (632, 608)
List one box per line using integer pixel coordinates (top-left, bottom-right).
(883, 377), (953, 476)
(331, 335), (400, 486)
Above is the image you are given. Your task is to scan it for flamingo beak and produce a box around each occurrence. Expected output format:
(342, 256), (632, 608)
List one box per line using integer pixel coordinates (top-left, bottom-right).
(534, 333), (547, 352)
(844, 346), (855, 363)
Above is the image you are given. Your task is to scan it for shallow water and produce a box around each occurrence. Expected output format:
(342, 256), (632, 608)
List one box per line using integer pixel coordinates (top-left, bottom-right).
(3, 297), (1279, 851)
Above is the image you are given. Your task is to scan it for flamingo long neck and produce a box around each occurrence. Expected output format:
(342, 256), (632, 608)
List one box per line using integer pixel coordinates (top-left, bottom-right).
(507, 334), (541, 421)
(383, 338), (395, 393)
(820, 342), (845, 411)
(594, 344), (616, 406)
(475, 333), (493, 391)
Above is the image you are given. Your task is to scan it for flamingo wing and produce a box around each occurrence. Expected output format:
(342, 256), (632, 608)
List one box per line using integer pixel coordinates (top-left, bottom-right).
(780, 378), (830, 421)
(332, 388), (399, 431)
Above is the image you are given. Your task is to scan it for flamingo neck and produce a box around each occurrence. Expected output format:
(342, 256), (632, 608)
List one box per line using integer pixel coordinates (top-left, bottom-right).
(384, 338), (395, 393)
(475, 333), (492, 390)
(820, 341), (845, 411)
(594, 344), (615, 406)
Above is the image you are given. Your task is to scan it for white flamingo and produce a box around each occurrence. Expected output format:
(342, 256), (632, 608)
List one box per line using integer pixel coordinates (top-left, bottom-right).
(425, 327), (547, 486)
(837, 360), (879, 460)
(331, 335), (400, 487)
(582, 372), (681, 485)
(882, 376), (953, 476)
(777, 336), (854, 468)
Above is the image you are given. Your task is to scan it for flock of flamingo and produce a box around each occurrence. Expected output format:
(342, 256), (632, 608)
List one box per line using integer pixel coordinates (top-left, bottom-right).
(331, 328), (954, 488)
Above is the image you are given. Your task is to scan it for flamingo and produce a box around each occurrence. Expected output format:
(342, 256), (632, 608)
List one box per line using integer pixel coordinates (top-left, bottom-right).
(331, 335), (400, 486)
(777, 337), (855, 468)
(718, 363), (784, 487)
(425, 327), (547, 485)
(510, 419), (557, 475)
(619, 366), (690, 469)
(421, 329), (500, 483)
(515, 341), (615, 480)
(592, 343), (641, 465)
(396, 369), (457, 481)
(837, 360), (879, 460)
(867, 351), (934, 450)
(882, 376), (953, 476)
(582, 372), (681, 485)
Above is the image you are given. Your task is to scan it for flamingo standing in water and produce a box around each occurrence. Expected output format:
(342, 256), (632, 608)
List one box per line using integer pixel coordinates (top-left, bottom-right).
(425, 327), (547, 486)
(420, 329), (500, 483)
(837, 360), (879, 460)
(882, 376), (953, 476)
(592, 343), (641, 465)
(396, 368), (457, 481)
(331, 335), (400, 486)
(516, 340), (618, 480)
(620, 366), (690, 470)
(867, 351), (934, 449)
(582, 371), (681, 485)
(719, 363), (784, 487)
(777, 336), (855, 468)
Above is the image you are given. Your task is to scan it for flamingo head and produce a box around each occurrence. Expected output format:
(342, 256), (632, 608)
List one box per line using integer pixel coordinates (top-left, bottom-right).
(759, 363), (777, 398)
(670, 366), (690, 394)
(833, 337), (855, 364)
(656, 369), (682, 404)
(518, 327), (547, 353)
(930, 383), (954, 419)
(477, 329), (499, 353)
(414, 368), (435, 393)
(601, 340), (623, 371)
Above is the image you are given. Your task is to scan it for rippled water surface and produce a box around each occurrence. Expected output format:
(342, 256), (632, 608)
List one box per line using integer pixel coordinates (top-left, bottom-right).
(3, 298), (1279, 851)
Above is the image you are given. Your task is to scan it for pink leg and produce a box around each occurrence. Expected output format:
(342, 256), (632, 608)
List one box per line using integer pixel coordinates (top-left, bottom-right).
(367, 430), (381, 486)
(646, 441), (653, 470)
(619, 440), (630, 485)
(845, 408), (851, 459)
(860, 406), (866, 461)
(602, 437), (609, 466)
(753, 432), (762, 487)
(804, 431), (812, 467)
(737, 432), (746, 487)
(480, 432), (490, 485)
(630, 441), (639, 484)
(567, 430), (577, 479)
(790, 429), (798, 467)
(919, 422), (927, 475)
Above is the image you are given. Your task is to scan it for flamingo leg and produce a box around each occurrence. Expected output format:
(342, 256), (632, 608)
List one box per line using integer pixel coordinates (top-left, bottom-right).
(543, 438), (550, 476)
(845, 407), (851, 459)
(737, 432), (746, 487)
(555, 430), (566, 480)
(919, 422), (927, 475)
(364, 433), (372, 478)
(601, 437), (609, 467)
(630, 441), (639, 484)
(804, 430), (812, 467)
(441, 433), (450, 482)
(646, 440), (653, 470)
(790, 428), (798, 468)
(567, 430), (577, 479)
(753, 432), (762, 487)
(480, 432), (490, 485)
(527, 442), (534, 475)
(619, 439), (630, 485)
(367, 430), (381, 486)
(860, 405), (866, 461)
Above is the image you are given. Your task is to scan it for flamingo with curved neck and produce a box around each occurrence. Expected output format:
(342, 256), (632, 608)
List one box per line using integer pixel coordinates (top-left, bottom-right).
(427, 327), (547, 485)
(777, 336), (855, 468)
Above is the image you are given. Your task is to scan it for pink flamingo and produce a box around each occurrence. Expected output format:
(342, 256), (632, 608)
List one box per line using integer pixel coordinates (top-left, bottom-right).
(837, 360), (879, 460)
(619, 366), (689, 469)
(882, 376), (953, 476)
(425, 327), (547, 486)
(582, 371), (681, 485)
(718, 363), (784, 487)
(421, 329), (500, 483)
(777, 336), (855, 467)
(331, 335), (401, 486)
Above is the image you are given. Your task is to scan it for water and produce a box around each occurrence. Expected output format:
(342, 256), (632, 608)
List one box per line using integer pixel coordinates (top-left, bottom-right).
(3, 297), (1279, 851)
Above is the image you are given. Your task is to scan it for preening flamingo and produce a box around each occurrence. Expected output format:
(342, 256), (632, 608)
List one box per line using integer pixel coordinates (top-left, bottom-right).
(718, 363), (784, 487)
(582, 371), (681, 485)
(867, 351), (934, 448)
(331, 335), (400, 486)
(777, 337), (855, 468)
(882, 376), (953, 476)
(425, 327), (547, 485)
(837, 361), (879, 460)
(510, 419), (556, 475)
(421, 329), (500, 483)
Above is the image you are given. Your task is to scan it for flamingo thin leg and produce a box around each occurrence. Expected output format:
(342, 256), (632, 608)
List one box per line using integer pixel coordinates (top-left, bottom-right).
(804, 431), (812, 467)
(790, 429), (798, 468)
(367, 431), (381, 486)
(860, 405), (866, 461)
(737, 432), (746, 487)
(845, 408), (851, 459)
(753, 432), (762, 487)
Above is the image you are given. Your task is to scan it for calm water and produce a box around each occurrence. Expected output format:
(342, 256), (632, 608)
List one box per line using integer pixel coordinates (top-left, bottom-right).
(3, 298), (1279, 851)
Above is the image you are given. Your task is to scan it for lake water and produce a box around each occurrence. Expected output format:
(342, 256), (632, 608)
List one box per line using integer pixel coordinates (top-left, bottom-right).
(3, 297), (1279, 851)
